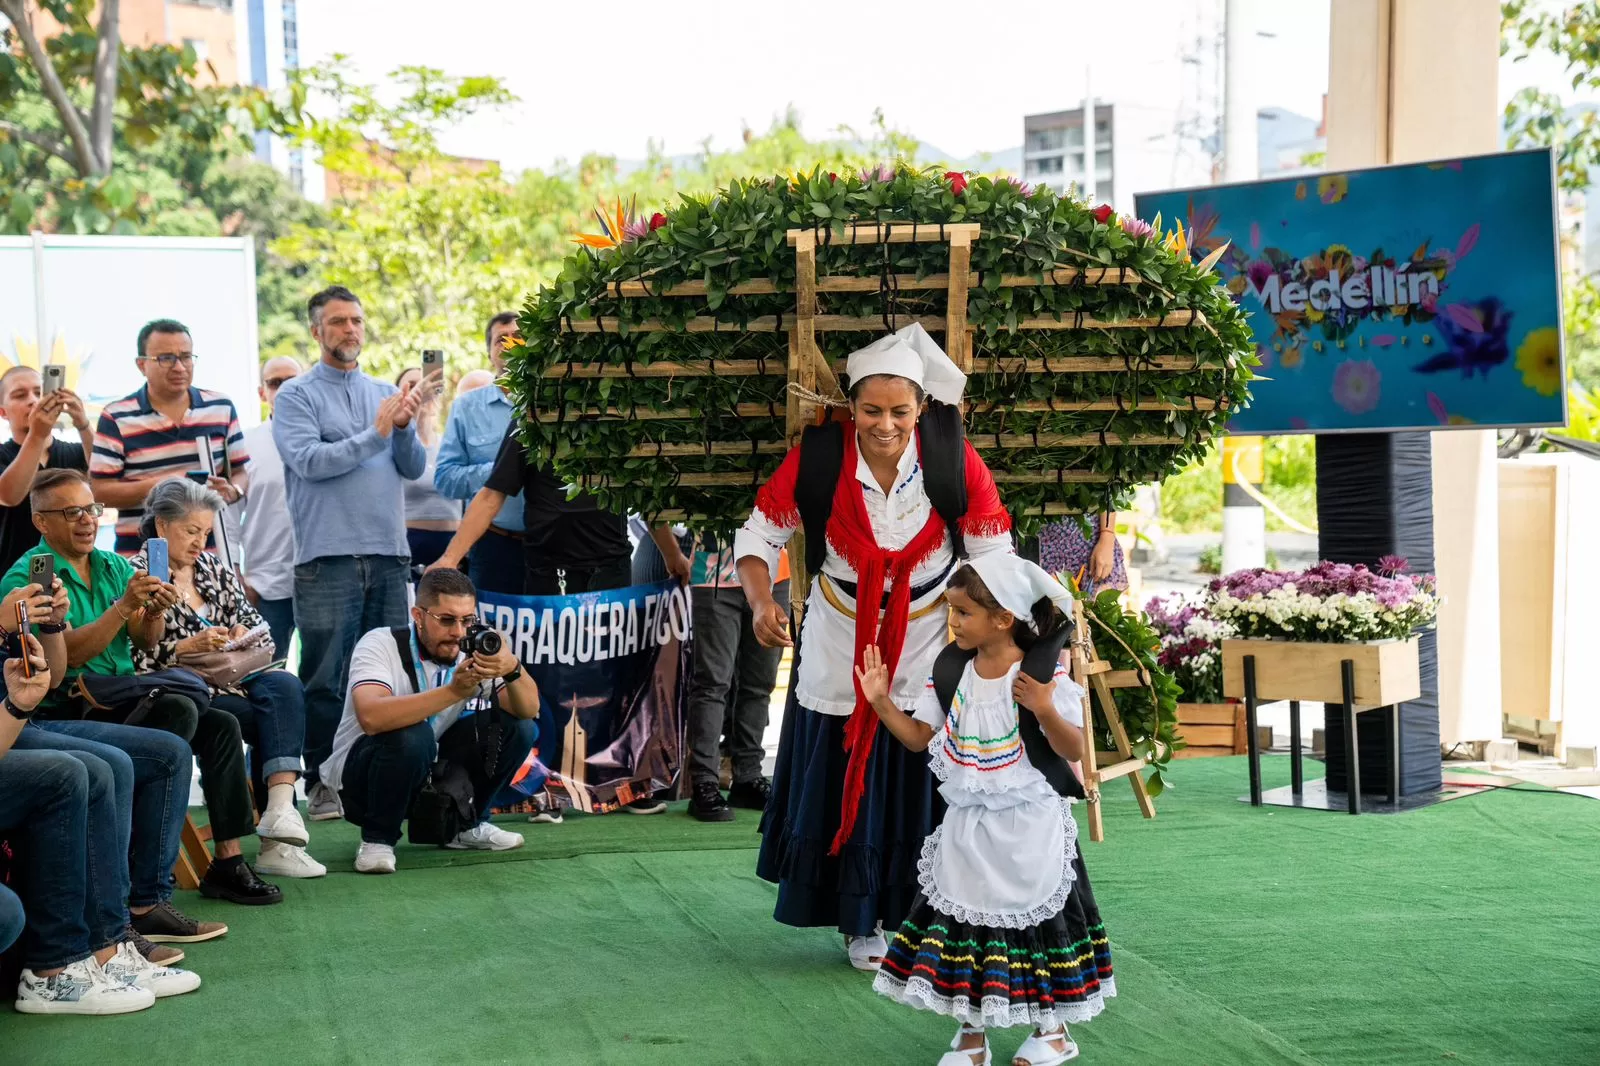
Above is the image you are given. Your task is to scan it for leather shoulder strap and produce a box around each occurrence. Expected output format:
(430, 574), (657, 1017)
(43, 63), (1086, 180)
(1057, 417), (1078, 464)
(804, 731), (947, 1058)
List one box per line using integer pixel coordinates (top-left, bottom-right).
(932, 642), (978, 715)
(918, 401), (969, 558)
(795, 421), (844, 575)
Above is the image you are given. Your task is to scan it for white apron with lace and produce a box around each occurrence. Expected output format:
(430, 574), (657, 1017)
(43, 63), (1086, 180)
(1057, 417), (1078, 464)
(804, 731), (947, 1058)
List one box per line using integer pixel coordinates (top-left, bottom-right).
(910, 659), (1086, 928)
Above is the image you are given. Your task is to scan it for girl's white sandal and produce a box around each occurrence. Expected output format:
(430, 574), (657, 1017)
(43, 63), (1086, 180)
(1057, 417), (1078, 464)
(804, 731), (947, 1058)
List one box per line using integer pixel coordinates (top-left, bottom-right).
(844, 931), (887, 971)
(1012, 1027), (1079, 1066)
(937, 1024), (992, 1066)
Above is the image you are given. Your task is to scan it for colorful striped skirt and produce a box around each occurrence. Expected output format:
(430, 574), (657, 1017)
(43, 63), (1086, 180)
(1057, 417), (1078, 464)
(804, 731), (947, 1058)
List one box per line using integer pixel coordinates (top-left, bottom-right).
(873, 848), (1115, 1030)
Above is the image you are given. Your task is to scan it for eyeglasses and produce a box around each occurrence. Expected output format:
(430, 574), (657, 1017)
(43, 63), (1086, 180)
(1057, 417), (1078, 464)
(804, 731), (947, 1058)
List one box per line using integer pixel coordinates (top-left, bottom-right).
(264, 376), (295, 389)
(139, 354), (198, 368)
(420, 608), (478, 630)
(37, 503), (106, 522)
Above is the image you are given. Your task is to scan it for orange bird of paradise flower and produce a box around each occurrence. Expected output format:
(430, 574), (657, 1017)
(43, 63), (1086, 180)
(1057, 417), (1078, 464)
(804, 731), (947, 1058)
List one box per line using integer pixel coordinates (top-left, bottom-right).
(574, 197), (636, 250)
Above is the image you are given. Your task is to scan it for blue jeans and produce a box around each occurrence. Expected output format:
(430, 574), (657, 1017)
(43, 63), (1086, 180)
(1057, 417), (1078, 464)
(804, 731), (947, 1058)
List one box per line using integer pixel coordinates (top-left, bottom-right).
(338, 709), (539, 846)
(467, 528), (524, 595)
(295, 554), (411, 784)
(213, 669), (307, 813)
(19, 719), (191, 908)
(257, 596), (296, 665)
(0, 883), (22, 956)
(0, 746), (121, 969)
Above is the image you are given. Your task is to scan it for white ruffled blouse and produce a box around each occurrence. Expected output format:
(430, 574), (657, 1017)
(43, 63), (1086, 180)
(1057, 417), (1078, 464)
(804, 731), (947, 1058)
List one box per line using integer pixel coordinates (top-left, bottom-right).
(908, 658), (1088, 929)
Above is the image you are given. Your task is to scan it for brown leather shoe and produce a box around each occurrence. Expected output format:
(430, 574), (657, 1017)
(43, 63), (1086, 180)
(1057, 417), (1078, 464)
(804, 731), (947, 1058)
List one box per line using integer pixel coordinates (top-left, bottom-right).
(125, 925), (185, 966)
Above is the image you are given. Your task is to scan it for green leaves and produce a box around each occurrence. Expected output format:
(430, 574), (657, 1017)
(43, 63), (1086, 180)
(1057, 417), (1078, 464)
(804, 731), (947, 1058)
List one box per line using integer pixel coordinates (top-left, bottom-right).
(503, 164), (1254, 542)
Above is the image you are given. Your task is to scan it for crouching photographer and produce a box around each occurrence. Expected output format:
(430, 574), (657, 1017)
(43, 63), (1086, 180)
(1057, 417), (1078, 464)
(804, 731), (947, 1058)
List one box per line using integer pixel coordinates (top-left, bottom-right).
(317, 569), (539, 874)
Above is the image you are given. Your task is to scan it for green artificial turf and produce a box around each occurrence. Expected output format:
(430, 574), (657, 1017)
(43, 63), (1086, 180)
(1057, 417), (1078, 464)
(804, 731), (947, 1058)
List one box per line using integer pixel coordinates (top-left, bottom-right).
(6, 756), (1595, 1065)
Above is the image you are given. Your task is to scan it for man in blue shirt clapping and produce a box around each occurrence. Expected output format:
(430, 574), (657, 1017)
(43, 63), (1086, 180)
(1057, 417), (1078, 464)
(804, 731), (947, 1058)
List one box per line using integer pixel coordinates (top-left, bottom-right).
(273, 286), (437, 822)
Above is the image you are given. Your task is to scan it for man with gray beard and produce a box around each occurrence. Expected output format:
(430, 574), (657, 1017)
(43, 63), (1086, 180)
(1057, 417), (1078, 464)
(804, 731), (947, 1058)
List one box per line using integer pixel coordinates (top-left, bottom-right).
(272, 286), (438, 820)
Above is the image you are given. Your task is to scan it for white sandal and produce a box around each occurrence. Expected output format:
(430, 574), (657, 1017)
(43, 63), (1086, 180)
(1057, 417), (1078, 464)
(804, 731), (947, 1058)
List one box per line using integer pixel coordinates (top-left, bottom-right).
(1012, 1026), (1078, 1066)
(844, 930), (887, 971)
(938, 1024), (991, 1066)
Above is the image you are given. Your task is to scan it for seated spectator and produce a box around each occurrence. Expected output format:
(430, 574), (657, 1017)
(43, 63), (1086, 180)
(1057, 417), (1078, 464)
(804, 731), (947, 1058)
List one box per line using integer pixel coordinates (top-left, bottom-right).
(131, 477), (324, 880)
(320, 568), (540, 874)
(2, 469), (281, 906)
(2, 631), (200, 1014)
(1, 564), (223, 953)
(395, 367), (460, 570)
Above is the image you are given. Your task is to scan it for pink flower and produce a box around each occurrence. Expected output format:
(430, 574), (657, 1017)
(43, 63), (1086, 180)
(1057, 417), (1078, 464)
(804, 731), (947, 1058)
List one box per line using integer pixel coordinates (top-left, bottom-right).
(860, 163), (896, 183)
(1332, 359), (1381, 415)
(1120, 215), (1153, 239)
(1378, 555), (1409, 576)
(1001, 176), (1033, 197)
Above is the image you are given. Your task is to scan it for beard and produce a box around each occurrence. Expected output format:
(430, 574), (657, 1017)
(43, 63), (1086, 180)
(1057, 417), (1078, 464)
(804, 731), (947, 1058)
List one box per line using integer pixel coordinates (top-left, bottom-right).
(328, 341), (362, 364)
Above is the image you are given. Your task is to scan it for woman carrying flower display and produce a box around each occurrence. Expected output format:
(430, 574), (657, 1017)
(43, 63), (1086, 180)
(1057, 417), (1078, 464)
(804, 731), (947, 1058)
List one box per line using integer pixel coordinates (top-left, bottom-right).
(735, 323), (1015, 971)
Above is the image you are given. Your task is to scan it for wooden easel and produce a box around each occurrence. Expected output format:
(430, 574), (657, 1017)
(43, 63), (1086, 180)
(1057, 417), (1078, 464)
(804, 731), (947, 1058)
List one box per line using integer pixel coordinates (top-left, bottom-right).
(1068, 599), (1158, 842)
(173, 815), (212, 890)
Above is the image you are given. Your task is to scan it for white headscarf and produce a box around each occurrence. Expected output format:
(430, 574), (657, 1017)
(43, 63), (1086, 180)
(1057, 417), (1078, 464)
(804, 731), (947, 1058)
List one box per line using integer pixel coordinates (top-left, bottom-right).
(966, 554), (1076, 633)
(844, 322), (967, 405)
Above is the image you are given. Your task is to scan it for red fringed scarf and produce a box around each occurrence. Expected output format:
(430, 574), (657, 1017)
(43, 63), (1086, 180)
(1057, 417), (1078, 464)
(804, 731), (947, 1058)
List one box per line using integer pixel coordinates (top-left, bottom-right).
(827, 430), (948, 856)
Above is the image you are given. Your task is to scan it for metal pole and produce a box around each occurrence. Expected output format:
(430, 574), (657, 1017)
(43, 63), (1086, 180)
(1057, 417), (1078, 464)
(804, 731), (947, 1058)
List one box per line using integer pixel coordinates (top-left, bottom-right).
(1243, 654), (1262, 806)
(1289, 699), (1302, 795)
(1342, 659), (1360, 815)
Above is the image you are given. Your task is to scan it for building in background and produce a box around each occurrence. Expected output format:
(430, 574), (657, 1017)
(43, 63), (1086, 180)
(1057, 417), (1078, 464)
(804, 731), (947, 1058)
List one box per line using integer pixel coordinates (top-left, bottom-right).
(25, 0), (240, 83)
(237, 0), (320, 200)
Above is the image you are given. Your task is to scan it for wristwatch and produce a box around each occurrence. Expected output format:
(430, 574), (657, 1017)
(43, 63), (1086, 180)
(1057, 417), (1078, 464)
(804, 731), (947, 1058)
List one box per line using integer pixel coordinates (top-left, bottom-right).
(39, 621), (66, 634)
(2, 696), (35, 721)
(502, 664), (523, 684)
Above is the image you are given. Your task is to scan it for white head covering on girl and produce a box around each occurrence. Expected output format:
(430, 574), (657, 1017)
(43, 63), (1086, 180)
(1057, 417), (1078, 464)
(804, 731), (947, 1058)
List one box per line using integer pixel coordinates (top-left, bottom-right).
(844, 322), (967, 405)
(967, 554), (1076, 633)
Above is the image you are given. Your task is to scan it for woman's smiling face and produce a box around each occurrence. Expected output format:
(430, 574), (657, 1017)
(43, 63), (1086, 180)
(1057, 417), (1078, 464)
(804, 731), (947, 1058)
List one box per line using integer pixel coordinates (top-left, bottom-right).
(849, 375), (923, 464)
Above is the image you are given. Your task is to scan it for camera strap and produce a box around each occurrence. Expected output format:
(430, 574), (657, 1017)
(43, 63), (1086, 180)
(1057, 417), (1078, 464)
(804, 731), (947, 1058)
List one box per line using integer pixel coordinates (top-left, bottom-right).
(389, 626), (499, 780)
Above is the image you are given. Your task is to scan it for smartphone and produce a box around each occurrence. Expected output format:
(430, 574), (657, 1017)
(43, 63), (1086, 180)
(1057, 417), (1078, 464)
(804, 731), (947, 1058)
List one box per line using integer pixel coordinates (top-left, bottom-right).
(421, 349), (444, 378)
(14, 601), (30, 678)
(146, 538), (169, 584)
(41, 364), (65, 396)
(28, 553), (54, 599)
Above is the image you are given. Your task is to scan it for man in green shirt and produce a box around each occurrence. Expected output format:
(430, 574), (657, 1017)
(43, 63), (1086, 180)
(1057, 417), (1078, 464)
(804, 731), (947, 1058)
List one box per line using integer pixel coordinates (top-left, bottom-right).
(4, 469), (283, 906)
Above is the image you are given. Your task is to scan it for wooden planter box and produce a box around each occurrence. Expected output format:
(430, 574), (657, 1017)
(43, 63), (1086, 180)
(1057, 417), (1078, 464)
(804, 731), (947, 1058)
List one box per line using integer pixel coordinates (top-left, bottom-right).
(1173, 702), (1247, 757)
(1221, 638), (1422, 706)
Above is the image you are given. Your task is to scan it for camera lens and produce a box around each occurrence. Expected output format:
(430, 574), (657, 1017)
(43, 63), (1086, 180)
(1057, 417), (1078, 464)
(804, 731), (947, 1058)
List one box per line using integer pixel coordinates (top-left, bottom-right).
(476, 629), (503, 656)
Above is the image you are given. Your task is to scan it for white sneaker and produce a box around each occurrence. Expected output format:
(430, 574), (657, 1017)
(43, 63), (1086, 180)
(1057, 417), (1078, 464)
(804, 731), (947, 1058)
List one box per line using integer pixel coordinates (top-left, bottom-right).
(256, 839), (328, 878)
(15, 957), (155, 1015)
(256, 804), (310, 847)
(306, 781), (343, 822)
(100, 940), (201, 998)
(354, 842), (396, 874)
(446, 822), (525, 851)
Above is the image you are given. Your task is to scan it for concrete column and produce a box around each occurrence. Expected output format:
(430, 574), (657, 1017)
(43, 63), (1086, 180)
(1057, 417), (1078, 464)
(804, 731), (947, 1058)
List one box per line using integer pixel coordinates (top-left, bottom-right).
(1325, 0), (1503, 747)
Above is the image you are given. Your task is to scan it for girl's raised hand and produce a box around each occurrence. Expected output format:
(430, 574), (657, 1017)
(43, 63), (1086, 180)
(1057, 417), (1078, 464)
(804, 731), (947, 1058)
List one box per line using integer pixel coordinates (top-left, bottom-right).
(855, 645), (891, 704)
(1012, 671), (1056, 716)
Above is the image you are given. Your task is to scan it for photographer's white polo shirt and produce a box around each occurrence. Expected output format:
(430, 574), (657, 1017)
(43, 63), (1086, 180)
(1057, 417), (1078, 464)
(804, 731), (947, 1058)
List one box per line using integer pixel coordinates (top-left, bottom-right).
(319, 626), (493, 793)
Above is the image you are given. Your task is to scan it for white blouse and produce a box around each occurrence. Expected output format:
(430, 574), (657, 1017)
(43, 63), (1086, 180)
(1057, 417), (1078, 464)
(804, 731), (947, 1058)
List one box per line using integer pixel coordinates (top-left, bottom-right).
(733, 436), (1013, 715)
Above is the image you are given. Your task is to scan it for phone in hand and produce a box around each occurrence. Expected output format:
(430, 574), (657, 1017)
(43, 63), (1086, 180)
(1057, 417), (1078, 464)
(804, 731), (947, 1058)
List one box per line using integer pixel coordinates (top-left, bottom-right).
(28, 554), (54, 600)
(42, 364), (65, 396)
(421, 349), (444, 378)
(146, 538), (169, 584)
(14, 600), (30, 678)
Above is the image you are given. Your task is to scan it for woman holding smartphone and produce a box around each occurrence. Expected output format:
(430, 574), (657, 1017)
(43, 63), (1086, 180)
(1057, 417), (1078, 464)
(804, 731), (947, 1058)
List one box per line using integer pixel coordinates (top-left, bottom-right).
(131, 477), (325, 882)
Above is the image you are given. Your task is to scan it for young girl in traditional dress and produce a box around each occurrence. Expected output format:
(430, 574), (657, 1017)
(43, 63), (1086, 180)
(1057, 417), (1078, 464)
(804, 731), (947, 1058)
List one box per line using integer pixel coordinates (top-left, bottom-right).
(856, 554), (1115, 1066)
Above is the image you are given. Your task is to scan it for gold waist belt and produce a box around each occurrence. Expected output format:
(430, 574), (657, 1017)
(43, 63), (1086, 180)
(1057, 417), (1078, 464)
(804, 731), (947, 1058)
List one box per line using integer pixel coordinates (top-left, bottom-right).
(816, 572), (948, 623)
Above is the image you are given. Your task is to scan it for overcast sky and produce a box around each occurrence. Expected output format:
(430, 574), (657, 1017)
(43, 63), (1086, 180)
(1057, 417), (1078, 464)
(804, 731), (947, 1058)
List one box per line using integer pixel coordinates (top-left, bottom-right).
(297, 0), (1588, 172)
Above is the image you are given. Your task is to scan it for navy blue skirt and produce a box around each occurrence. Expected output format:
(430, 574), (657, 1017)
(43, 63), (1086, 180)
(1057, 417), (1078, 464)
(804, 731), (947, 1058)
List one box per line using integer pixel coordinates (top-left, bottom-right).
(756, 638), (943, 936)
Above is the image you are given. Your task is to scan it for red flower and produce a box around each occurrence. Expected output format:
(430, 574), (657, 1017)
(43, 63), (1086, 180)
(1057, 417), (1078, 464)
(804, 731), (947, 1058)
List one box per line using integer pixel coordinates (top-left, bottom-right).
(1091, 203), (1114, 224)
(827, 172), (838, 184)
(944, 170), (968, 195)
(648, 212), (667, 231)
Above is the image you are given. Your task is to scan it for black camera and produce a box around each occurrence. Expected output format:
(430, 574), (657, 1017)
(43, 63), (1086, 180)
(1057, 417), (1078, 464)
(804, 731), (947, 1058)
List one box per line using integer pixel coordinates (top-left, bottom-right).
(461, 622), (503, 658)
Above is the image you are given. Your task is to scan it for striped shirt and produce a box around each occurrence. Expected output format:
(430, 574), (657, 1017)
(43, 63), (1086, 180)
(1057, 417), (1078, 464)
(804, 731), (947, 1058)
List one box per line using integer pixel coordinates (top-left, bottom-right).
(91, 385), (250, 545)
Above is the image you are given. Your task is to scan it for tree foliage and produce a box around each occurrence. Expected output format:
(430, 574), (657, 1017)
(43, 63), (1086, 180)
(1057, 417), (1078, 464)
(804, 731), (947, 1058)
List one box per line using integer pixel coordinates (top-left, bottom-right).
(1503, 0), (1600, 389)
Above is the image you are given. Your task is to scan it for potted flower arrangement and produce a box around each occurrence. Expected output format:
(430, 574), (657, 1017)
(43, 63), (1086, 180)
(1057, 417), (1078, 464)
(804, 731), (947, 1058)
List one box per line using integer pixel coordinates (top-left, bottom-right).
(1210, 558), (1440, 706)
(1145, 594), (1245, 756)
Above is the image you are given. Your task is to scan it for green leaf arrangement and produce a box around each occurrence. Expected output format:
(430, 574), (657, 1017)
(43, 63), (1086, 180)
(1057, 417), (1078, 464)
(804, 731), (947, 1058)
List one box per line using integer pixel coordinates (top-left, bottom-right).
(502, 164), (1258, 540)
(1077, 585), (1186, 796)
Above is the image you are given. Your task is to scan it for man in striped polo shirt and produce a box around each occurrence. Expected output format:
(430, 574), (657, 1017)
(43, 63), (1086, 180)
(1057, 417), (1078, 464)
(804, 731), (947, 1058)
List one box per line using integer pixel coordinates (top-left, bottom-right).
(90, 320), (249, 554)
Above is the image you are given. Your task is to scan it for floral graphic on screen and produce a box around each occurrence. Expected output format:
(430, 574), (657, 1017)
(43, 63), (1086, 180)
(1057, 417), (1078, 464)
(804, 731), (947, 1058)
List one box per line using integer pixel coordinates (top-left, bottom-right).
(6, 333), (111, 414)
(1415, 296), (1512, 379)
(1513, 327), (1562, 397)
(1332, 359), (1382, 414)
